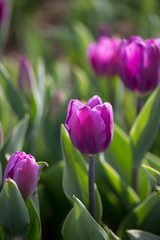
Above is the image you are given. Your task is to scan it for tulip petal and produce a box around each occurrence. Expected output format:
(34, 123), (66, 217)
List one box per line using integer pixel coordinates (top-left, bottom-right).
(13, 158), (39, 200)
(65, 99), (84, 131)
(68, 106), (107, 154)
(86, 95), (102, 109)
(93, 103), (113, 151)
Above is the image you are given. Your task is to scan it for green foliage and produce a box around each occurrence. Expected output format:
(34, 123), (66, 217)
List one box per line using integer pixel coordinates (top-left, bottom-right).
(0, 179), (30, 239)
(0, 63), (27, 119)
(62, 196), (109, 240)
(130, 85), (160, 167)
(127, 230), (160, 240)
(61, 124), (102, 223)
(118, 193), (160, 240)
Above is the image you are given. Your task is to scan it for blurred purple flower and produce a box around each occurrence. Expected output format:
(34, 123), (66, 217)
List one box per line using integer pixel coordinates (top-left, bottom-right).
(18, 56), (35, 93)
(65, 95), (113, 155)
(87, 37), (121, 77)
(118, 36), (160, 94)
(0, 0), (10, 26)
(3, 152), (39, 200)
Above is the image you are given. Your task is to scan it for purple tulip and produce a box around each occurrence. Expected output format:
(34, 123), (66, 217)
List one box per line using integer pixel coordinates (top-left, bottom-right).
(118, 36), (160, 94)
(65, 95), (113, 155)
(3, 152), (39, 200)
(18, 56), (35, 93)
(87, 37), (121, 77)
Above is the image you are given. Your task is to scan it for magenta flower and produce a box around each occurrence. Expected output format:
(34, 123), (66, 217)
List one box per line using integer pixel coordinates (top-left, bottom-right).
(118, 36), (160, 94)
(87, 37), (121, 77)
(65, 95), (113, 155)
(3, 152), (39, 200)
(18, 56), (35, 93)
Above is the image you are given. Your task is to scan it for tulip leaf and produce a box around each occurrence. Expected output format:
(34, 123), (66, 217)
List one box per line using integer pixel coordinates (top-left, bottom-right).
(61, 125), (102, 223)
(26, 192), (41, 240)
(127, 230), (160, 240)
(130, 85), (160, 166)
(0, 226), (4, 240)
(0, 63), (27, 118)
(26, 59), (46, 151)
(5, 115), (29, 159)
(0, 115), (29, 173)
(62, 196), (109, 240)
(104, 123), (132, 184)
(72, 21), (93, 71)
(40, 161), (71, 239)
(96, 155), (140, 212)
(0, 179), (30, 239)
(118, 193), (160, 240)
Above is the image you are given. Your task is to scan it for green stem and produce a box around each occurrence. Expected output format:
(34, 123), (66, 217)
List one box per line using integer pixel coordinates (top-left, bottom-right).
(89, 155), (97, 220)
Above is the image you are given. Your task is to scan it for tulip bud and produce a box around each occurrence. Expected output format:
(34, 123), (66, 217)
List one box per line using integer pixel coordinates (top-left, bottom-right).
(65, 95), (113, 155)
(3, 152), (39, 200)
(87, 37), (121, 77)
(118, 36), (160, 94)
(18, 57), (35, 95)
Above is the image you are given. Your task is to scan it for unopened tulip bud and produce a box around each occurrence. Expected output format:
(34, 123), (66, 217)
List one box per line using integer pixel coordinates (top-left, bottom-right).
(65, 95), (113, 155)
(18, 57), (35, 94)
(3, 152), (39, 200)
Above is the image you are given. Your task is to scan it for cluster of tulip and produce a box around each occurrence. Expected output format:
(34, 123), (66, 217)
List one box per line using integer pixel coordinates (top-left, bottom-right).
(87, 35), (160, 95)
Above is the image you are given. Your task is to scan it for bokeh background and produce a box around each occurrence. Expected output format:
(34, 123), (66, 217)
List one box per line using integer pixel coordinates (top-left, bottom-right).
(1, 0), (160, 239)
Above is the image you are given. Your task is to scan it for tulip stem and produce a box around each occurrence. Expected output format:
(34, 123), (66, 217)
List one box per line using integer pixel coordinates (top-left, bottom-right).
(89, 155), (97, 221)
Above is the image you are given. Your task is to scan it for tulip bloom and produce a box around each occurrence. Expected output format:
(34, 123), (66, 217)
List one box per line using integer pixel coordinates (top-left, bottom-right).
(87, 37), (121, 77)
(118, 36), (160, 94)
(65, 95), (113, 155)
(3, 152), (39, 200)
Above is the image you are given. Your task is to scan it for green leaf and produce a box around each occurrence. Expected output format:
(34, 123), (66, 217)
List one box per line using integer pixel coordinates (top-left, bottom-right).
(127, 230), (160, 240)
(0, 226), (4, 240)
(96, 155), (140, 212)
(142, 164), (160, 192)
(118, 193), (160, 240)
(26, 192), (41, 240)
(103, 225), (121, 240)
(40, 161), (71, 239)
(74, 66), (90, 99)
(104, 123), (132, 184)
(27, 59), (46, 151)
(130, 85), (160, 166)
(72, 21), (93, 71)
(0, 63), (27, 118)
(61, 125), (102, 223)
(0, 179), (30, 239)
(62, 196), (109, 240)
(5, 115), (29, 159)
(0, 115), (29, 173)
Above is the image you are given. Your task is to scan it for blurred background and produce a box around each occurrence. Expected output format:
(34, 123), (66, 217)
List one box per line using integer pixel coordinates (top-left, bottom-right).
(1, 0), (160, 239)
